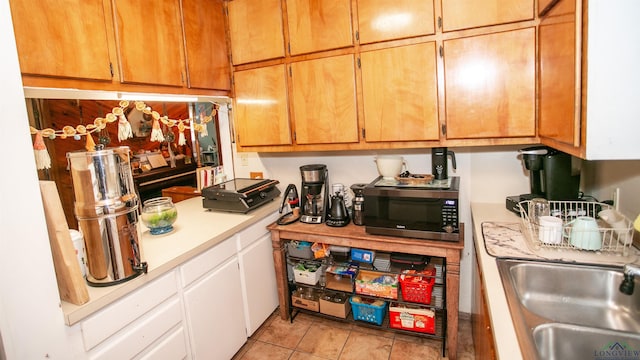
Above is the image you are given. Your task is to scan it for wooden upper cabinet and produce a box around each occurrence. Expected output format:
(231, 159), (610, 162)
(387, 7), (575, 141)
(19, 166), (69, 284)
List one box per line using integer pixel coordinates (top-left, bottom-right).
(228, 0), (285, 65)
(234, 65), (291, 147)
(538, 1), (578, 147)
(10, 0), (113, 81)
(290, 55), (358, 144)
(539, 0), (557, 15)
(357, 0), (435, 44)
(286, 0), (353, 55)
(182, 0), (230, 90)
(113, 0), (185, 87)
(360, 43), (439, 142)
(443, 28), (536, 139)
(441, 0), (533, 32)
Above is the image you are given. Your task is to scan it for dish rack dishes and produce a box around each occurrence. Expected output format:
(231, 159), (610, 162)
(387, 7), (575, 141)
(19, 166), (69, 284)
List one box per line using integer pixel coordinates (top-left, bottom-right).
(518, 200), (634, 256)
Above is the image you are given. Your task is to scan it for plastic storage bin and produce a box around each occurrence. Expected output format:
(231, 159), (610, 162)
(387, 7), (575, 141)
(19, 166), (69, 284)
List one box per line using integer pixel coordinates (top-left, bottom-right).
(349, 296), (387, 325)
(399, 268), (437, 305)
(287, 241), (314, 259)
(389, 303), (435, 334)
(293, 263), (322, 285)
(355, 270), (398, 300)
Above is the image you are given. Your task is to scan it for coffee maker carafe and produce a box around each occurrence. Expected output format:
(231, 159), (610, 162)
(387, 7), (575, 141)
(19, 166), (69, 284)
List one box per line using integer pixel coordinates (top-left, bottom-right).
(300, 164), (329, 224)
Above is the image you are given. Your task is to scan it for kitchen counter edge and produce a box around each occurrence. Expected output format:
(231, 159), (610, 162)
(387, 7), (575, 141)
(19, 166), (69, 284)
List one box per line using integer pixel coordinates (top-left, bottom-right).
(470, 202), (523, 360)
(60, 197), (280, 326)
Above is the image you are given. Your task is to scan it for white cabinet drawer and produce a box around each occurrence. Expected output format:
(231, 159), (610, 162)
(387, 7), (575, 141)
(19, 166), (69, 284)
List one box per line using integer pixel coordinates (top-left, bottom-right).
(236, 212), (278, 250)
(82, 271), (178, 350)
(136, 326), (188, 360)
(88, 297), (184, 360)
(180, 237), (236, 287)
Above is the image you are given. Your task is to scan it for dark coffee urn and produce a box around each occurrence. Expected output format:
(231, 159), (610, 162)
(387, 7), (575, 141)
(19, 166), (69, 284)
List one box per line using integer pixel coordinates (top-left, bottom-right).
(432, 147), (457, 180)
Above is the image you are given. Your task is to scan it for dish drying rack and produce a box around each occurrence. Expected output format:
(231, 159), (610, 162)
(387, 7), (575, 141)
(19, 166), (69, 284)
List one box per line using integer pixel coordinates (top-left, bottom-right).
(518, 200), (634, 256)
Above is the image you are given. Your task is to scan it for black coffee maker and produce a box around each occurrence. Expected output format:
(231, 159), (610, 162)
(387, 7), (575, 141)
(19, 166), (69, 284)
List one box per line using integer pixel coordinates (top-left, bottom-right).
(300, 164), (329, 224)
(506, 146), (581, 213)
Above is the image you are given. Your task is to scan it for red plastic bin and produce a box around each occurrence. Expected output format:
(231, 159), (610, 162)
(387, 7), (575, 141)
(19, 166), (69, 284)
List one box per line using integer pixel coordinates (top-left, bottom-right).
(389, 304), (436, 334)
(399, 269), (436, 305)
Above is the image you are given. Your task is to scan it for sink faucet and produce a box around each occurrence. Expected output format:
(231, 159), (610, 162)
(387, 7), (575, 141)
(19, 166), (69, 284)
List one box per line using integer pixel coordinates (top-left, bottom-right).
(619, 263), (640, 295)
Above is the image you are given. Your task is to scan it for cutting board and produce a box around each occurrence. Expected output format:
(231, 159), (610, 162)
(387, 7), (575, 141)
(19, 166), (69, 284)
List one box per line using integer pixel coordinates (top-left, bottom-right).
(39, 181), (90, 305)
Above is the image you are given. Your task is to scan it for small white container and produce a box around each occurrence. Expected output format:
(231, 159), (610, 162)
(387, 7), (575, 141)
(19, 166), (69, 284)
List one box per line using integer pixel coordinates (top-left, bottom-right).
(69, 229), (87, 277)
(538, 216), (563, 244)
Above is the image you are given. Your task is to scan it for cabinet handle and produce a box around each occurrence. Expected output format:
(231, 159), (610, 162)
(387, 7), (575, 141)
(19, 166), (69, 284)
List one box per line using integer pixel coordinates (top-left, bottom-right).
(439, 46), (444, 58)
(438, 16), (442, 29)
(441, 124), (446, 136)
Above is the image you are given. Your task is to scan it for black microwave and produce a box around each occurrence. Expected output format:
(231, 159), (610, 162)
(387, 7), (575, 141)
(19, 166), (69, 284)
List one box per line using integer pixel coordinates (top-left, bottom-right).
(363, 177), (460, 241)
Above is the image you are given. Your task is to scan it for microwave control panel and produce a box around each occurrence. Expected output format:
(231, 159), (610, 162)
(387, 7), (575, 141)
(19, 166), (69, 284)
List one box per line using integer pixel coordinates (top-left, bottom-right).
(442, 199), (459, 233)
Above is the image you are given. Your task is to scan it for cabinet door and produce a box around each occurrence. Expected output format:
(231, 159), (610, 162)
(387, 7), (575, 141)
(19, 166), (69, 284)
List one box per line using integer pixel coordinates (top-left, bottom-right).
(290, 55), (359, 144)
(183, 257), (246, 360)
(442, 0), (533, 32)
(239, 234), (279, 335)
(443, 28), (535, 139)
(228, 0), (285, 65)
(286, 0), (353, 55)
(9, 0), (113, 81)
(357, 0), (435, 44)
(471, 251), (496, 360)
(360, 43), (439, 142)
(182, 0), (230, 90)
(234, 65), (292, 146)
(113, 0), (185, 86)
(538, 0), (579, 146)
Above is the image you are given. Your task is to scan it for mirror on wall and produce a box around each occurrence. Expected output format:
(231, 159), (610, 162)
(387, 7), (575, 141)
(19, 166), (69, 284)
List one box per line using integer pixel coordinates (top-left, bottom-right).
(25, 96), (231, 229)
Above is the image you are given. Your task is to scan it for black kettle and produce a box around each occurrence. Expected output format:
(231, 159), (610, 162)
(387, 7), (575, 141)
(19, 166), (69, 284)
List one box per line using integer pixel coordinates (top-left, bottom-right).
(326, 193), (350, 227)
(432, 147), (457, 180)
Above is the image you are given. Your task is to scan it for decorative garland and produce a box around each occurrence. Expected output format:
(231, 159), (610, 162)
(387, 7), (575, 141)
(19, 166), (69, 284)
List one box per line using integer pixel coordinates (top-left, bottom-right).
(30, 100), (217, 170)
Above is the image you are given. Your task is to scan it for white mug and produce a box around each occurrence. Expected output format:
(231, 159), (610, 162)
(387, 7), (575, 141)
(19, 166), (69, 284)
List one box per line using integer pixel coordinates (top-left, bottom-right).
(538, 215), (563, 244)
(564, 216), (602, 250)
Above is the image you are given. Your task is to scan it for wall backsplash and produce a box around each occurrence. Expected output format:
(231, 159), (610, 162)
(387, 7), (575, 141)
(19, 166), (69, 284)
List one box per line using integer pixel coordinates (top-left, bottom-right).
(233, 145), (640, 313)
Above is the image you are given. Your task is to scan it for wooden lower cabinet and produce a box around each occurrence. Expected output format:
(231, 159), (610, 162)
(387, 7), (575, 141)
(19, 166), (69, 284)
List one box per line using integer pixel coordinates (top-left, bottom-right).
(268, 222), (464, 360)
(472, 247), (496, 360)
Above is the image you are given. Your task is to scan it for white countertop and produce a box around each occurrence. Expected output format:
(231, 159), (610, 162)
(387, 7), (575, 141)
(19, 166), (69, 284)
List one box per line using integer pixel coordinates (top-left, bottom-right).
(471, 202), (639, 360)
(61, 197), (280, 325)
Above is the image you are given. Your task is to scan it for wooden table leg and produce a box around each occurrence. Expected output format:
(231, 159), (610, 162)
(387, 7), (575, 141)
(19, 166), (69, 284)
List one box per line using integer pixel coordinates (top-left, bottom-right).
(446, 249), (461, 360)
(271, 232), (289, 320)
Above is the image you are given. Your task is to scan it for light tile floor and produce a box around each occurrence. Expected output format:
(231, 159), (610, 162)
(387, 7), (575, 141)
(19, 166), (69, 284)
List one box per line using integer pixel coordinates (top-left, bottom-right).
(233, 310), (475, 360)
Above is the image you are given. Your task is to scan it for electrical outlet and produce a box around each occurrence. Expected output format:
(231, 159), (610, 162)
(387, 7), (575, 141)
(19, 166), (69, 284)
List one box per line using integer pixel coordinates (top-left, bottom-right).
(239, 153), (249, 166)
(613, 188), (621, 210)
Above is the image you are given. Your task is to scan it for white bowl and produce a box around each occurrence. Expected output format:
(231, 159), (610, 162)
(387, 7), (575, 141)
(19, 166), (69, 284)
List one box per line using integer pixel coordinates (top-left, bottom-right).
(375, 156), (405, 179)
